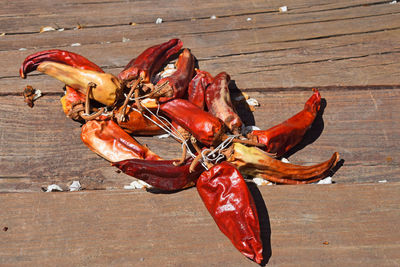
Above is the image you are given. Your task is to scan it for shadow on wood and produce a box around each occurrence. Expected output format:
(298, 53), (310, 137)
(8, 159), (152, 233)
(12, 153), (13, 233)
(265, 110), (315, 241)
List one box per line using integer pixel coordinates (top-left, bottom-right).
(247, 182), (272, 266)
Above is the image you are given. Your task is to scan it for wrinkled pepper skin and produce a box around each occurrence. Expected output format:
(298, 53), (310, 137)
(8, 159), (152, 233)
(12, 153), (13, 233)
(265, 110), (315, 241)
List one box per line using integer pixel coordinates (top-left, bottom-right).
(20, 49), (104, 116)
(81, 119), (161, 163)
(250, 89), (321, 157)
(37, 62), (122, 106)
(20, 49), (104, 79)
(160, 99), (224, 146)
(187, 69), (213, 109)
(153, 48), (195, 102)
(113, 158), (205, 191)
(205, 72), (243, 134)
(118, 39), (183, 84)
(60, 86), (86, 117)
(196, 162), (263, 264)
(115, 105), (164, 136)
(228, 143), (339, 184)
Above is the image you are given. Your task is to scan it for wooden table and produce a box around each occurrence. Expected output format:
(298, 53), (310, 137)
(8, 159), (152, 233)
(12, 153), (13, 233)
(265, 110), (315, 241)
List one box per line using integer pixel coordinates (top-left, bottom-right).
(1, 0), (399, 265)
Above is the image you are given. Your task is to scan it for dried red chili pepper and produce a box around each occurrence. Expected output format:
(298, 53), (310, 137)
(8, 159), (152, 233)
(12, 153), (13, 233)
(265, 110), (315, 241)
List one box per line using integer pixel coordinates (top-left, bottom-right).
(37, 62), (122, 106)
(20, 49), (104, 78)
(118, 38), (183, 84)
(160, 99), (225, 147)
(113, 157), (205, 191)
(115, 105), (164, 136)
(60, 86), (86, 120)
(151, 48), (195, 102)
(196, 161), (263, 264)
(227, 143), (339, 184)
(187, 69), (213, 109)
(249, 89), (321, 157)
(81, 119), (161, 162)
(20, 49), (105, 118)
(205, 72), (243, 134)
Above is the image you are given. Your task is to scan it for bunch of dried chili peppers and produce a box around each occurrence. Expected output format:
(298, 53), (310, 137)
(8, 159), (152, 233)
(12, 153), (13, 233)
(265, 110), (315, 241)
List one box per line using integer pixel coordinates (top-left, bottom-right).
(20, 39), (339, 264)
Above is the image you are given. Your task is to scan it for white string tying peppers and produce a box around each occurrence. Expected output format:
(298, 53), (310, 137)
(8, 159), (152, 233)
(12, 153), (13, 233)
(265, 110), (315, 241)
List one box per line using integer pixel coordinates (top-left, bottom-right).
(124, 97), (238, 170)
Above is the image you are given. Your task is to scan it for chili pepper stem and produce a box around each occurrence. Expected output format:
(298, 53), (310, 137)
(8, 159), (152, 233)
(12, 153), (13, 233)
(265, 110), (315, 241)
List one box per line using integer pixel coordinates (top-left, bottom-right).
(189, 153), (203, 173)
(173, 144), (187, 166)
(190, 136), (202, 155)
(134, 86), (143, 113)
(78, 82), (105, 121)
(221, 134), (267, 149)
(84, 82), (96, 115)
(119, 78), (141, 121)
(80, 107), (105, 121)
(147, 80), (170, 98)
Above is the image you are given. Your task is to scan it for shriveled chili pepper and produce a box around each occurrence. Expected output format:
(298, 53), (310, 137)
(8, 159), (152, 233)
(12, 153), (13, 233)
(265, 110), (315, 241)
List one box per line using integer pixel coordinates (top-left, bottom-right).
(113, 157), (204, 191)
(20, 49), (104, 79)
(151, 48), (195, 102)
(160, 99), (225, 147)
(37, 61), (122, 106)
(118, 38), (183, 84)
(115, 105), (164, 136)
(187, 69), (213, 109)
(196, 161), (263, 264)
(249, 89), (321, 157)
(81, 119), (161, 163)
(60, 86), (86, 120)
(205, 72), (243, 134)
(227, 143), (339, 184)
(20, 49), (105, 117)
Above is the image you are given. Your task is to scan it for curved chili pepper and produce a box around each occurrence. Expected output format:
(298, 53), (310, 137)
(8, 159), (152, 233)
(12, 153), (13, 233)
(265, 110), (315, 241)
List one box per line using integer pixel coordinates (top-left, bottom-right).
(196, 162), (263, 264)
(152, 48), (195, 102)
(118, 38), (183, 84)
(20, 49), (104, 78)
(187, 69), (213, 109)
(81, 119), (161, 163)
(160, 99), (225, 147)
(20, 49), (106, 118)
(113, 157), (204, 191)
(227, 143), (339, 184)
(205, 72), (243, 134)
(249, 89), (321, 157)
(37, 62), (122, 106)
(115, 105), (164, 136)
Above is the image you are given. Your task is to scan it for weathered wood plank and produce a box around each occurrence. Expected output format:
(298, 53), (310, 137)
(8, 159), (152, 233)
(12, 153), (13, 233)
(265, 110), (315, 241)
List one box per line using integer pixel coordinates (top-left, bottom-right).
(1, 182), (399, 266)
(1, 2), (399, 91)
(0, 0), (388, 33)
(0, 88), (398, 192)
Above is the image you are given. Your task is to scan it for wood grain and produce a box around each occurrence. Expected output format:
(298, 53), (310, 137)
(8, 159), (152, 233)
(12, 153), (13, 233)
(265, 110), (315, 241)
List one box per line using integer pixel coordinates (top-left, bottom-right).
(1, 182), (399, 266)
(1, 0), (400, 90)
(1, 1), (399, 266)
(0, 88), (398, 191)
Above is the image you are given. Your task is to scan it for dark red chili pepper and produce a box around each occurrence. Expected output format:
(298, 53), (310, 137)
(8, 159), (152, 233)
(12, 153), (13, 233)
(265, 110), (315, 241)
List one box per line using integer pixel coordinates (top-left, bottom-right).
(196, 161), (263, 264)
(160, 99), (225, 147)
(152, 48), (195, 102)
(118, 38), (183, 84)
(205, 72), (243, 134)
(113, 157), (205, 191)
(187, 69), (213, 109)
(20, 49), (104, 78)
(249, 89), (321, 157)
